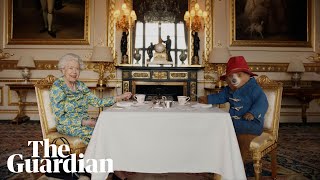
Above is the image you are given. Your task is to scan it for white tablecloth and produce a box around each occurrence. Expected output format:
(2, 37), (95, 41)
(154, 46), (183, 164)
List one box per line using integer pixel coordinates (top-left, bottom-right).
(84, 102), (246, 180)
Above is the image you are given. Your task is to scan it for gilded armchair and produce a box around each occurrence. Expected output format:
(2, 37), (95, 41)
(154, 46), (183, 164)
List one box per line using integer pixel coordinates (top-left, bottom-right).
(35, 75), (87, 154)
(250, 75), (283, 180)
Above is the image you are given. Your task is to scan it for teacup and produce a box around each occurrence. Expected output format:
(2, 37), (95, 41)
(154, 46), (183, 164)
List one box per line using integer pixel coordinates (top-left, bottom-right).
(164, 100), (173, 108)
(177, 96), (190, 105)
(134, 94), (146, 104)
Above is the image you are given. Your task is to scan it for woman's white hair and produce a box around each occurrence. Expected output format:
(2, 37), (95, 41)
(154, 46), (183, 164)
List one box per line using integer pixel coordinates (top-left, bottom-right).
(58, 53), (85, 70)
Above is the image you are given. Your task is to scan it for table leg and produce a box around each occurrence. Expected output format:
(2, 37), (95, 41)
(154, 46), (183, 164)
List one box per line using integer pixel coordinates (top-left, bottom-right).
(12, 89), (30, 124)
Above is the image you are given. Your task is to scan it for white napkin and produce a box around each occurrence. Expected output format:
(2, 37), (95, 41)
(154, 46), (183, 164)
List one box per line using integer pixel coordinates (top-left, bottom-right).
(191, 103), (212, 108)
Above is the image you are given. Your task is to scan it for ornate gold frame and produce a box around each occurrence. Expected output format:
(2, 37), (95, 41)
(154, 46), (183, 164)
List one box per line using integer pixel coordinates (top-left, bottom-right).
(230, 0), (312, 47)
(7, 0), (90, 45)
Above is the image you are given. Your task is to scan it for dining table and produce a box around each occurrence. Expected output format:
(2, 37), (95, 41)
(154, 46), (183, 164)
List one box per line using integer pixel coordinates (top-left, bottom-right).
(84, 101), (246, 180)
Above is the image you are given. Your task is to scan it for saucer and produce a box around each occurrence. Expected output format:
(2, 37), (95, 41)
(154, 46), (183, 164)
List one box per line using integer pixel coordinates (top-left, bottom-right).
(134, 101), (148, 105)
(152, 105), (164, 109)
(178, 102), (190, 106)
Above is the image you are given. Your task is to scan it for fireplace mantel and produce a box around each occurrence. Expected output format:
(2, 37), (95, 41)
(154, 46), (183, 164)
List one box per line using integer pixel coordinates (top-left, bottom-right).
(117, 66), (203, 71)
(119, 66), (203, 101)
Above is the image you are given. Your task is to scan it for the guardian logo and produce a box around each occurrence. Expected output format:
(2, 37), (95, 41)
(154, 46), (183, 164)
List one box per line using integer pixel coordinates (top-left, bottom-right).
(7, 139), (113, 173)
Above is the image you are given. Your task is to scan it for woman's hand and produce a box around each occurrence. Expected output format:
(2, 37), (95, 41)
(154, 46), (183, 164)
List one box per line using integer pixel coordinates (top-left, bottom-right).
(82, 119), (96, 127)
(116, 92), (132, 101)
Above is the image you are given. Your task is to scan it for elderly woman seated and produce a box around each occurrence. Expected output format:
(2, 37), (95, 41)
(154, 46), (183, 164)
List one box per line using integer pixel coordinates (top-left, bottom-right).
(50, 53), (131, 179)
(50, 53), (132, 144)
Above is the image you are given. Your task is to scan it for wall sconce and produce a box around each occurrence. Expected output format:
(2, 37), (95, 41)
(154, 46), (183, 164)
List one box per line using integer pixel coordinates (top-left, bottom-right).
(0, 49), (13, 59)
(208, 46), (230, 88)
(17, 56), (36, 83)
(287, 60), (305, 89)
(91, 46), (114, 87)
(114, 3), (137, 64)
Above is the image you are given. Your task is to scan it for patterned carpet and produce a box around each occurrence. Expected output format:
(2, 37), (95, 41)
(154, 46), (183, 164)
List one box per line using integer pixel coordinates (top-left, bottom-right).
(0, 121), (319, 180)
(276, 124), (320, 179)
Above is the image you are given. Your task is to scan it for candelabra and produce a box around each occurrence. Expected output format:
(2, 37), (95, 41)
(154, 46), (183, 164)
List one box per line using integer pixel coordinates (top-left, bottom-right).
(114, 3), (136, 31)
(114, 3), (136, 64)
(184, 2), (208, 32)
(184, 2), (208, 64)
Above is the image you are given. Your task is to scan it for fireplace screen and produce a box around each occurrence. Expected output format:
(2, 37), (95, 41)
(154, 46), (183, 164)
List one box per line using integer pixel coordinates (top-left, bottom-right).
(133, 81), (187, 101)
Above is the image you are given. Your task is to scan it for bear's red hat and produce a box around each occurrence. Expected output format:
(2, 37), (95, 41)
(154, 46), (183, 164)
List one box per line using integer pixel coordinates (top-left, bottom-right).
(220, 56), (257, 81)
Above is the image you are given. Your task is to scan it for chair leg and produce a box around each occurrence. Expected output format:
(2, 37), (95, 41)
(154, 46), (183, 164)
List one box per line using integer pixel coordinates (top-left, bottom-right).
(271, 148), (277, 179)
(253, 159), (262, 180)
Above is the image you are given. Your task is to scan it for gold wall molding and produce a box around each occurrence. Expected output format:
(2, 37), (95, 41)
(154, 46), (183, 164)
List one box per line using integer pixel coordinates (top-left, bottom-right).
(204, 62), (320, 80)
(0, 60), (17, 71)
(0, 60), (116, 73)
(204, 0), (213, 64)
(0, 79), (123, 84)
(0, 86), (3, 106)
(107, 0), (117, 61)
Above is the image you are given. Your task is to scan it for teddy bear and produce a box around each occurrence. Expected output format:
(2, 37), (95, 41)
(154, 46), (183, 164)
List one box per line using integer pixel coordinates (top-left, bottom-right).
(200, 56), (269, 162)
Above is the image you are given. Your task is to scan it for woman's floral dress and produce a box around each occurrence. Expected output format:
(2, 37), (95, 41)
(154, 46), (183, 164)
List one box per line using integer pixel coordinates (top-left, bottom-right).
(50, 77), (115, 144)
